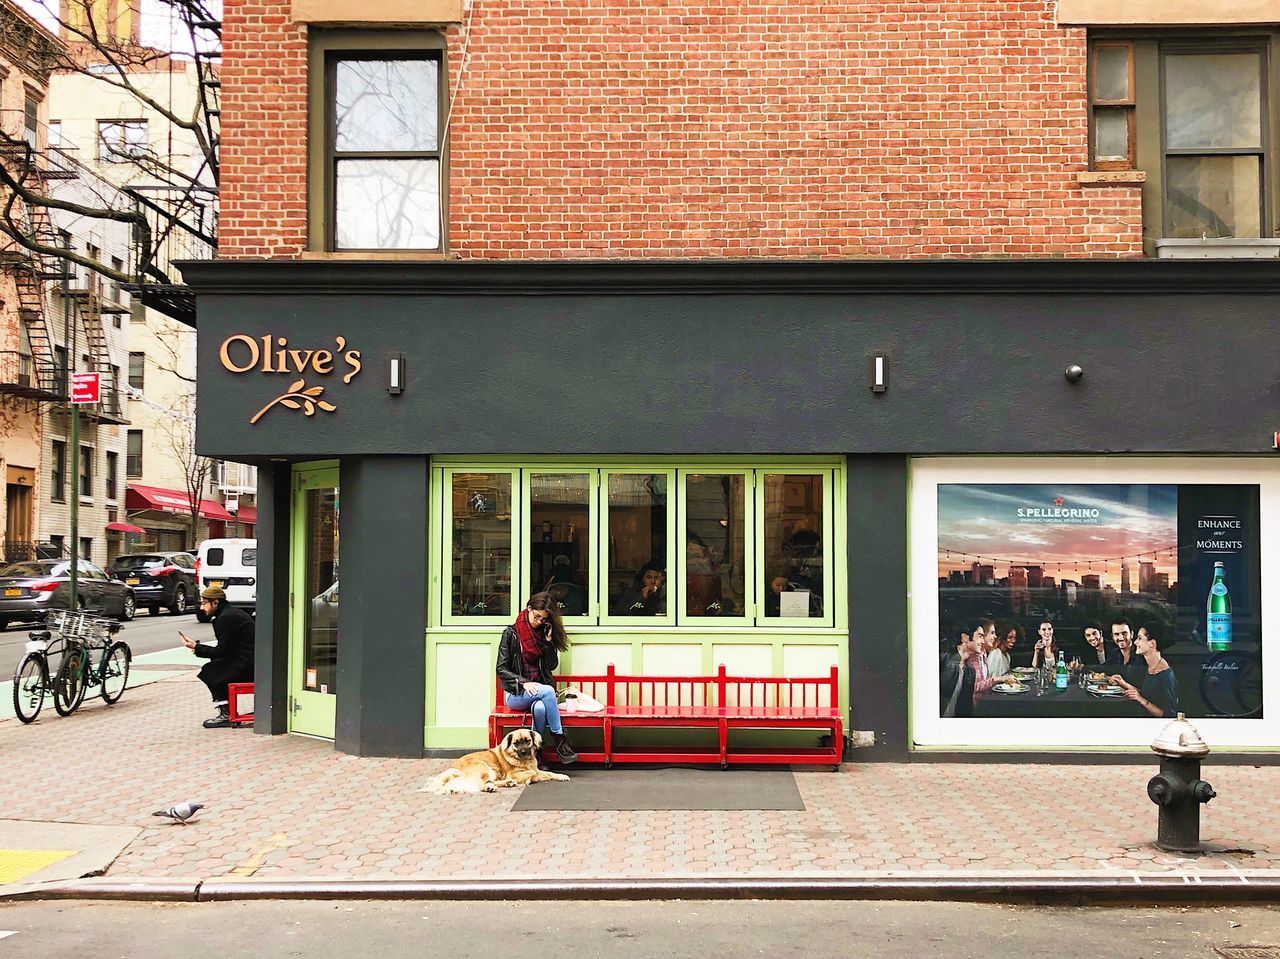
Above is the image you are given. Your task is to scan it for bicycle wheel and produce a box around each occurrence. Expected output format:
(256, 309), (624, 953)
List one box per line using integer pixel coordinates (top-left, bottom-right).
(99, 642), (131, 704)
(53, 647), (88, 716)
(12, 652), (49, 724)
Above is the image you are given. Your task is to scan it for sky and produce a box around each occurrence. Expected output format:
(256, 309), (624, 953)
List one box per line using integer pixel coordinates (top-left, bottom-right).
(937, 483), (1179, 583)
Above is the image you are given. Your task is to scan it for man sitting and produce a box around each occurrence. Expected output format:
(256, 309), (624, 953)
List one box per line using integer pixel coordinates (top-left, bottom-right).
(180, 586), (255, 728)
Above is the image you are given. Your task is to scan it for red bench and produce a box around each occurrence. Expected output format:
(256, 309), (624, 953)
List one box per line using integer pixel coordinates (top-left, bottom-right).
(490, 664), (844, 769)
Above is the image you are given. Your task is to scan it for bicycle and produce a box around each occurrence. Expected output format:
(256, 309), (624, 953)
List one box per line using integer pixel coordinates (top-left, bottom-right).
(11, 609), (131, 724)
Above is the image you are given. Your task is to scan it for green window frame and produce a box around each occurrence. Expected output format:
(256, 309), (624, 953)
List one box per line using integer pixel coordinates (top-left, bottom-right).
(442, 467), (518, 626)
(598, 468), (677, 627)
(307, 29), (448, 254)
(435, 459), (841, 631)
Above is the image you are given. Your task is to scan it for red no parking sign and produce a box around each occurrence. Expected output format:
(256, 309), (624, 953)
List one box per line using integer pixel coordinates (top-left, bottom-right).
(70, 371), (101, 404)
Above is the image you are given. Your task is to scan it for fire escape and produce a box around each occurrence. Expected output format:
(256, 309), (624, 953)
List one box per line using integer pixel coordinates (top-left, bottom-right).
(0, 123), (130, 425)
(0, 133), (71, 406)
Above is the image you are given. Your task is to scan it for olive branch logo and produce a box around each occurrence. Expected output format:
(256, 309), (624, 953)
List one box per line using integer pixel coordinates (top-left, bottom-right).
(249, 378), (338, 425)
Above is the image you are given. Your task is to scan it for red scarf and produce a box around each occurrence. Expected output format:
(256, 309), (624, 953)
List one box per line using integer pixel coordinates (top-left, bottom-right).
(514, 611), (545, 679)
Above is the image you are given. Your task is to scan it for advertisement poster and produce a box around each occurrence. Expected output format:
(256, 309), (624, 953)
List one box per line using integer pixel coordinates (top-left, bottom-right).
(937, 484), (1262, 721)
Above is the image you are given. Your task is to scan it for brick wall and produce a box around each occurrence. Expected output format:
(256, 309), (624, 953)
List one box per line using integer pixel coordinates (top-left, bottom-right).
(220, 1), (1144, 259)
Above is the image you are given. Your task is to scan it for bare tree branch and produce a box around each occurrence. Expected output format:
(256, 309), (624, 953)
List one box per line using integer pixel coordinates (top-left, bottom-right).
(0, 0), (218, 306)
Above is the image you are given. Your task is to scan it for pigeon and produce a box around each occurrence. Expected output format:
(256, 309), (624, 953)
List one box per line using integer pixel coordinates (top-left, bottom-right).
(152, 802), (204, 825)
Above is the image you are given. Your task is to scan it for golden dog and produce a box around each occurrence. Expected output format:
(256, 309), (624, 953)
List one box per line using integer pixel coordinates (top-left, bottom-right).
(420, 729), (570, 795)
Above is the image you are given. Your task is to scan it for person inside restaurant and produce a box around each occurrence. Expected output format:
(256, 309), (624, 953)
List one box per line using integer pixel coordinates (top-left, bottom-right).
(616, 560), (666, 616)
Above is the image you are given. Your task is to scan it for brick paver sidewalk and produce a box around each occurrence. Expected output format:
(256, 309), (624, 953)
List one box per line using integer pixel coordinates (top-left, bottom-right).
(2, 673), (1277, 891)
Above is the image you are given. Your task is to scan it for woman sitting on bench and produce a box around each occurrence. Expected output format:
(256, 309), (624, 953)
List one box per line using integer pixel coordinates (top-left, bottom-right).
(496, 592), (578, 765)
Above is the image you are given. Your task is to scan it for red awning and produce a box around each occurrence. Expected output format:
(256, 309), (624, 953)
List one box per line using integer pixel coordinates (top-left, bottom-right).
(234, 505), (257, 525)
(126, 483), (236, 522)
(106, 521), (146, 533)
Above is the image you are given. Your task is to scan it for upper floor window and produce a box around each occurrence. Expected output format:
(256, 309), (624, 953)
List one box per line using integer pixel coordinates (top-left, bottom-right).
(97, 119), (148, 163)
(310, 32), (445, 252)
(1089, 33), (1275, 247)
(1162, 47), (1267, 240)
(23, 95), (38, 148)
(128, 352), (144, 390)
(1088, 42), (1135, 170)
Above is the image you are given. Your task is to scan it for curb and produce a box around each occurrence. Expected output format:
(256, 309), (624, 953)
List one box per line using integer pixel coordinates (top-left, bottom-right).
(4, 873), (1280, 904)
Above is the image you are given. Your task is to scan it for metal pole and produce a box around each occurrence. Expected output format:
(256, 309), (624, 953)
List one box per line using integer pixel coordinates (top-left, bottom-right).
(65, 247), (78, 608)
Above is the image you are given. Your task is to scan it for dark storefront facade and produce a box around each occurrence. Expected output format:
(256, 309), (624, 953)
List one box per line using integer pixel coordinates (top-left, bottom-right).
(186, 259), (1280, 760)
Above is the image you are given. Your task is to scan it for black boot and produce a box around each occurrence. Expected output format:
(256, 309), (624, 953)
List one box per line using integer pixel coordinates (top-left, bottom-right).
(203, 704), (232, 729)
(550, 730), (578, 765)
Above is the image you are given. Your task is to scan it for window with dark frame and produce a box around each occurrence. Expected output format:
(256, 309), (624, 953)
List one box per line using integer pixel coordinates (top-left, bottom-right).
(128, 352), (144, 390)
(126, 430), (143, 477)
(1162, 44), (1268, 240)
(1088, 32), (1275, 243)
(51, 440), (66, 502)
(80, 445), (93, 499)
(106, 450), (118, 500)
(326, 50), (442, 251)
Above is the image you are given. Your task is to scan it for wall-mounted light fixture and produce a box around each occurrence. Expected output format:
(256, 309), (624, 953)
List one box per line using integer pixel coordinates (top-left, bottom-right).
(388, 352), (405, 395)
(870, 354), (888, 394)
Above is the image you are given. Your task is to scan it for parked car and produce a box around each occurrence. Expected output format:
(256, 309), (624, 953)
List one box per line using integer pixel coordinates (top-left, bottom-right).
(109, 552), (198, 616)
(0, 559), (136, 628)
(195, 538), (257, 622)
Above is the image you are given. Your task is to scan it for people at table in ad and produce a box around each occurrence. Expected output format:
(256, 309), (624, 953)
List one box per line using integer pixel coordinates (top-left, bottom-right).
(1030, 620), (1063, 670)
(986, 623), (1021, 679)
(1106, 617), (1148, 687)
(940, 627), (979, 718)
(1081, 622), (1111, 667)
(1111, 622), (1179, 718)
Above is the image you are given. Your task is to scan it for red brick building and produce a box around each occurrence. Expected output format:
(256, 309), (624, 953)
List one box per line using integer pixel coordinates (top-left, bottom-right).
(191, 1), (1280, 758)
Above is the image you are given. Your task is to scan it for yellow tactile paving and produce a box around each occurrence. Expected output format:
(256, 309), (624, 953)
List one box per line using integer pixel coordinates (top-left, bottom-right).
(0, 849), (78, 885)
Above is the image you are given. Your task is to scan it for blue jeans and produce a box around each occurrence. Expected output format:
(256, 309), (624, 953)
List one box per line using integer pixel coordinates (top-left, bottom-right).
(505, 683), (563, 735)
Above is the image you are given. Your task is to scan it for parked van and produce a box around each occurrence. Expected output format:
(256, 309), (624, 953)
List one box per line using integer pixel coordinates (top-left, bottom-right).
(195, 538), (257, 621)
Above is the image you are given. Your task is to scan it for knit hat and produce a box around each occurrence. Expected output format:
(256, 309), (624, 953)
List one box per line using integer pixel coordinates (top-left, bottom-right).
(200, 585), (227, 601)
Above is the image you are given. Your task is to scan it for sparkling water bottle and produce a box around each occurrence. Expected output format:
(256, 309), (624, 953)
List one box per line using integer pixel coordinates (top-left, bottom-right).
(1055, 650), (1068, 689)
(1207, 561), (1232, 652)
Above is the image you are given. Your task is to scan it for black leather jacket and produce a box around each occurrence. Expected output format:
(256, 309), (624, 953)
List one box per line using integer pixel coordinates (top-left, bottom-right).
(495, 625), (559, 695)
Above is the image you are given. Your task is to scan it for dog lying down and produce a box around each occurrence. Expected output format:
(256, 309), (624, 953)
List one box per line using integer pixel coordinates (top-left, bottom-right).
(420, 729), (570, 795)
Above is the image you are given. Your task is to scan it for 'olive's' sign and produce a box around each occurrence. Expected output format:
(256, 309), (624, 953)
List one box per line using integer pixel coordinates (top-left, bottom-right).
(218, 334), (363, 425)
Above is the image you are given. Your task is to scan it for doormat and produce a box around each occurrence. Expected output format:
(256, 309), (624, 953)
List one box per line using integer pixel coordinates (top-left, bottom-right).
(510, 767), (804, 811)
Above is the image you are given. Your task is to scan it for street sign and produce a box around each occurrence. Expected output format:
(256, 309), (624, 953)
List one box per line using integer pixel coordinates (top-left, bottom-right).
(70, 371), (101, 404)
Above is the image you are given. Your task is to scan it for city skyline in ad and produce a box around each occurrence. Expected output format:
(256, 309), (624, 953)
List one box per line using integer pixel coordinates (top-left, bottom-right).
(937, 483), (1179, 589)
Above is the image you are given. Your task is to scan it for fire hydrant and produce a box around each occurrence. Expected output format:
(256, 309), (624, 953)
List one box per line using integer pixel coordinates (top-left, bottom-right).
(1147, 713), (1216, 853)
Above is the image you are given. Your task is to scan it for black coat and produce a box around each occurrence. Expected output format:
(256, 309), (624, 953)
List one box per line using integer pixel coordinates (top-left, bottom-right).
(195, 603), (256, 688)
(939, 652), (975, 718)
(495, 625), (558, 695)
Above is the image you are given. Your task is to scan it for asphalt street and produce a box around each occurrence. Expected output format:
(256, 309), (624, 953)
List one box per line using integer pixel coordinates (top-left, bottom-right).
(0, 900), (1278, 958)
(1, 611), (213, 678)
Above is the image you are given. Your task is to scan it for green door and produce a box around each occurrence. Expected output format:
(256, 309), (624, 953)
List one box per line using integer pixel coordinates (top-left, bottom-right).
(289, 464), (340, 738)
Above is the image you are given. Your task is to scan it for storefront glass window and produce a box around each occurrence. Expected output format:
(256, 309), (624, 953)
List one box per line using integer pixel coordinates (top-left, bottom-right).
(303, 486), (339, 694)
(685, 473), (747, 617)
(450, 472), (512, 617)
(529, 473), (590, 616)
(606, 473), (668, 616)
(762, 474), (824, 619)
